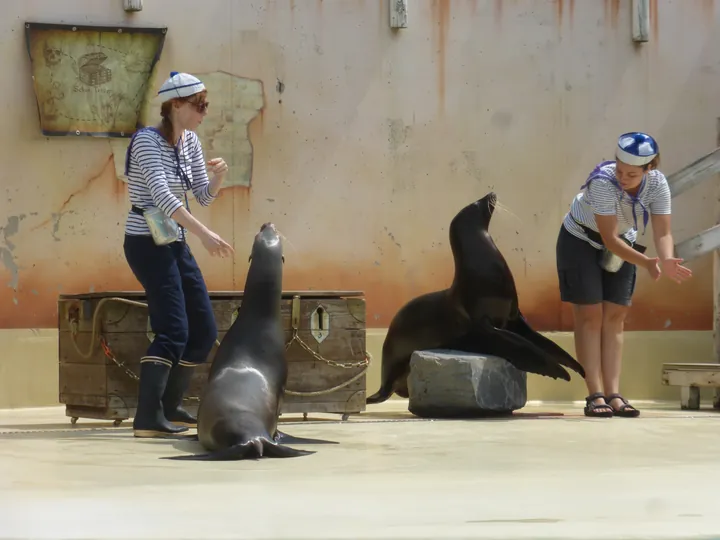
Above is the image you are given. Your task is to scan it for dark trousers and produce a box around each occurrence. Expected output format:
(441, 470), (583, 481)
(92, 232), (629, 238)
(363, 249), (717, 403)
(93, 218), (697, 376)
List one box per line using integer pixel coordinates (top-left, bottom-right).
(123, 234), (217, 366)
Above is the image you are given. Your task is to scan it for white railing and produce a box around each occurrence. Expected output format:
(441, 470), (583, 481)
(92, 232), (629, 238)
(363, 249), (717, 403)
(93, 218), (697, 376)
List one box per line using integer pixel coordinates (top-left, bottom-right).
(666, 142), (720, 407)
(669, 147), (720, 262)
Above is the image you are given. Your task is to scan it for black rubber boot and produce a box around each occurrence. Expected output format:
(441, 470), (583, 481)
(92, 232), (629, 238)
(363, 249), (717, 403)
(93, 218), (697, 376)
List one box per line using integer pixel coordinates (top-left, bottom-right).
(162, 363), (197, 428)
(133, 358), (189, 438)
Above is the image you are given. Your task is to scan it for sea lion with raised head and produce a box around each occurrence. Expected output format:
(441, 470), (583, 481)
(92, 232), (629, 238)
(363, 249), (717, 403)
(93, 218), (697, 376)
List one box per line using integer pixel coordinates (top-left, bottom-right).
(167, 222), (333, 460)
(366, 192), (585, 404)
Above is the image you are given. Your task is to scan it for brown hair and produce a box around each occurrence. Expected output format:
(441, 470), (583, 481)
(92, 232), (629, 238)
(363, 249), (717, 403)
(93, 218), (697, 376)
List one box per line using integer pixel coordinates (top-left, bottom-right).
(157, 90), (208, 146)
(643, 154), (660, 171)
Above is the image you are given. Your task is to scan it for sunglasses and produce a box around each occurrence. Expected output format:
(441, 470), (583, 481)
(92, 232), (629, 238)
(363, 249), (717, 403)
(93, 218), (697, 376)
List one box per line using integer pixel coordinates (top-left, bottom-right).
(184, 99), (209, 113)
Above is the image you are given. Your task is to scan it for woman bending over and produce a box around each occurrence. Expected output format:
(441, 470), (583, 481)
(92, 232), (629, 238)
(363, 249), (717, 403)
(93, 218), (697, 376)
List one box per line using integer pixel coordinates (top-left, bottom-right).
(556, 132), (692, 418)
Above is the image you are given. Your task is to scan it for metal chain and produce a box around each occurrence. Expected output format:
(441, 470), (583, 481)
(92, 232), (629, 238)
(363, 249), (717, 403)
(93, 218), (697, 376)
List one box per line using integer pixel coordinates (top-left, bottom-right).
(99, 336), (138, 382)
(284, 327), (370, 369)
(66, 296), (372, 397)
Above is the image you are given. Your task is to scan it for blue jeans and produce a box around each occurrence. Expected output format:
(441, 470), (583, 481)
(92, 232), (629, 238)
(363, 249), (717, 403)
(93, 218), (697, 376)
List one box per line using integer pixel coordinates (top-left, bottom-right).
(123, 234), (217, 366)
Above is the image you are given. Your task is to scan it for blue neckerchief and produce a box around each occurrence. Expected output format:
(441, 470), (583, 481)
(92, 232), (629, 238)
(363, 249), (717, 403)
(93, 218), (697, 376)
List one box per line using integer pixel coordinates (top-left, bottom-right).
(580, 160), (649, 234)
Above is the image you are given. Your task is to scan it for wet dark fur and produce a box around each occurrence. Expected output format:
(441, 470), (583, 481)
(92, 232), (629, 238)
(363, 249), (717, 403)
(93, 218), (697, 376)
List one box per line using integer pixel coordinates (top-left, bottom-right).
(366, 192), (585, 405)
(165, 223), (335, 461)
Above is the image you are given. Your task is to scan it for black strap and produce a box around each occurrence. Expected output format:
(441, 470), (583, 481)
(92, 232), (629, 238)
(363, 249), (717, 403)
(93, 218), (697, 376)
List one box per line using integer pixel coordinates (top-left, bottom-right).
(570, 214), (647, 254)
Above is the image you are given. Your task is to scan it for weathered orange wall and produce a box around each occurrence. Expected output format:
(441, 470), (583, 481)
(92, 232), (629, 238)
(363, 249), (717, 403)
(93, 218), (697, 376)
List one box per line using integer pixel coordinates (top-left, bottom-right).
(0, 0), (717, 331)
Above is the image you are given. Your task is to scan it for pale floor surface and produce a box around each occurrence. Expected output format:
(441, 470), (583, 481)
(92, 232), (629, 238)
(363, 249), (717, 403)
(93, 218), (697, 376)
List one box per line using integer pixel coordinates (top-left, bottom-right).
(1, 400), (720, 540)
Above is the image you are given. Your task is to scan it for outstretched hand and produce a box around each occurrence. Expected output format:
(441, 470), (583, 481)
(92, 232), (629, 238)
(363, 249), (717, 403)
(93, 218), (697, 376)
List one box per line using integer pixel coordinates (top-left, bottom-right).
(201, 229), (234, 258)
(661, 257), (693, 284)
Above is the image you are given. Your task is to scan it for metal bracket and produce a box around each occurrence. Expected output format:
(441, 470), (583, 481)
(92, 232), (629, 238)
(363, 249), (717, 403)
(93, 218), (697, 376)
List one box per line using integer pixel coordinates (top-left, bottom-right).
(310, 304), (330, 343)
(146, 316), (154, 342)
(123, 0), (143, 12)
(631, 0), (649, 42)
(390, 0), (408, 29)
(292, 295), (301, 331)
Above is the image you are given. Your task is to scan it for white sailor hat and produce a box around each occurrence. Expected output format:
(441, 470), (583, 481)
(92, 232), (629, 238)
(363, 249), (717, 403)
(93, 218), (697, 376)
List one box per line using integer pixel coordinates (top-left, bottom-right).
(616, 132), (659, 166)
(157, 71), (205, 103)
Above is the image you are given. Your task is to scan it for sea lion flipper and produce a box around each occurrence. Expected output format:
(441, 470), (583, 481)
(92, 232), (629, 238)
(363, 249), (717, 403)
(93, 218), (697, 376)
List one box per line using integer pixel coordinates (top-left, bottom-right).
(274, 430), (339, 445)
(507, 311), (586, 378)
(448, 322), (572, 381)
(262, 442), (316, 458)
(162, 436), (317, 461)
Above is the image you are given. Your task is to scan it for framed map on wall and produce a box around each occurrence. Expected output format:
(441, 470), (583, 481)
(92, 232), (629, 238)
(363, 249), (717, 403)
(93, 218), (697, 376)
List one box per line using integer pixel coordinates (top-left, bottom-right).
(24, 22), (167, 138)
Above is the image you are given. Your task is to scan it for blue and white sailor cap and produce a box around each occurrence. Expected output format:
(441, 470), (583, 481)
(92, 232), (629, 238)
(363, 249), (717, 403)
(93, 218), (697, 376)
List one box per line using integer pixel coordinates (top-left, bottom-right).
(616, 132), (659, 166)
(157, 71), (205, 103)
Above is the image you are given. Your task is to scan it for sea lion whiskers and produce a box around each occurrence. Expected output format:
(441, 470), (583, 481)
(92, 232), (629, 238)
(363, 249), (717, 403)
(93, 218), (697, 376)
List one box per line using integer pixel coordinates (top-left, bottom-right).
(493, 200), (524, 225)
(274, 229), (298, 254)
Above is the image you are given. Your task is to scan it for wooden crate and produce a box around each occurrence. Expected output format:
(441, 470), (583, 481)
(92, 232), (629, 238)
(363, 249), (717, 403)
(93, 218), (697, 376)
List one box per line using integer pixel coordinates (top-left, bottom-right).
(661, 362), (720, 410)
(58, 290), (369, 426)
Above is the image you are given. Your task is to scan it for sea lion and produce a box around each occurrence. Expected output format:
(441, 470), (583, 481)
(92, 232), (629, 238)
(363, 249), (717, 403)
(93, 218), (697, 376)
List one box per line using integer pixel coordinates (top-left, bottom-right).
(366, 192), (585, 404)
(167, 222), (333, 460)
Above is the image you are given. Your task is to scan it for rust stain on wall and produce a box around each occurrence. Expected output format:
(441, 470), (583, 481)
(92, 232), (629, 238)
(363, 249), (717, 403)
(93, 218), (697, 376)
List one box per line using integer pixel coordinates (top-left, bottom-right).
(556, 0), (564, 28)
(568, 0), (575, 30)
(494, 0), (503, 28)
(703, 0), (715, 23)
(430, 0), (451, 115)
(1, 251), (712, 331)
(611, 0), (620, 27)
(649, 0), (659, 38)
(603, 0), (621, 29)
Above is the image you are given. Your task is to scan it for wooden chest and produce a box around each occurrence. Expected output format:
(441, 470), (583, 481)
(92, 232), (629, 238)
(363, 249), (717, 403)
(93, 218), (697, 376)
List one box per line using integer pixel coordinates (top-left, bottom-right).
(58, 291), (368, 426)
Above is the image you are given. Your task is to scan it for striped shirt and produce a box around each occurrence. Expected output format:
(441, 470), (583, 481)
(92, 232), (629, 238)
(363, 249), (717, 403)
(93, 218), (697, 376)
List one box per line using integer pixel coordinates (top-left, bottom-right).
(123, 127), (216, 237)
(563, 160), (672, 249)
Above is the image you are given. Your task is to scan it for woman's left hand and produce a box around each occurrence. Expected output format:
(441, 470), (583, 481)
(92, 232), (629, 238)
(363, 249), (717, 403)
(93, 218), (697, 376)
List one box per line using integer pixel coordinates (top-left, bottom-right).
(661, 257), (693, 284)
(207, 157), (228, 178)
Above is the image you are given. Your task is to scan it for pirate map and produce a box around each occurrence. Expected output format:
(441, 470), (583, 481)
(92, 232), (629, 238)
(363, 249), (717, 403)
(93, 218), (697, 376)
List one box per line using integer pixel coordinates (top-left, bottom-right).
(25, 23), (167, 137)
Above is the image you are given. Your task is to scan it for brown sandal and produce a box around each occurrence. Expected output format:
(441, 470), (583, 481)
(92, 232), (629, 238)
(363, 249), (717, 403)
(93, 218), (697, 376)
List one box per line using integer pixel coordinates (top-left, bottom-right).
(606, 393), (640, 418)
(583, 392), (614, 418)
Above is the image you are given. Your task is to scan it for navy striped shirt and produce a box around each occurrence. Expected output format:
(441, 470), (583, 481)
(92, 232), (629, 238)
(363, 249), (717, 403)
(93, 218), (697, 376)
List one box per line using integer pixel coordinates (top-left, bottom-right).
(124, 127), (216, 237)
(563, 161), (672, 249)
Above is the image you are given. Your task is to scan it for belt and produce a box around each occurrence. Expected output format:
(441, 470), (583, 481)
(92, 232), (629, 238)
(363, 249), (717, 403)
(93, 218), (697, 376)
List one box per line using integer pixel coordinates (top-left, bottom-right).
(570, 214), (646, 254)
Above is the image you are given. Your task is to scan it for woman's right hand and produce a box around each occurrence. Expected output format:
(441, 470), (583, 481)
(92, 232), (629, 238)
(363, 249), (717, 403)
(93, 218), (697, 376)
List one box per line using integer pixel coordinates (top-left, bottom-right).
(643, 256), (661, 281)
(200, 229), (234, 258)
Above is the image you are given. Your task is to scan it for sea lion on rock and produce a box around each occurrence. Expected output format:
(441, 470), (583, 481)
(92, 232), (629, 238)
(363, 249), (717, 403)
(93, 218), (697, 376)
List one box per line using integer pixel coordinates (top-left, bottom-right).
(167, 222), (333, 460)
(366, 192), (585, 405)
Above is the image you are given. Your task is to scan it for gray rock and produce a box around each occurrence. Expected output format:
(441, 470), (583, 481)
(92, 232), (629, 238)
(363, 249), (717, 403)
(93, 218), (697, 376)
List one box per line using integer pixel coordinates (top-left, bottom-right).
(407, 349), (527, 418)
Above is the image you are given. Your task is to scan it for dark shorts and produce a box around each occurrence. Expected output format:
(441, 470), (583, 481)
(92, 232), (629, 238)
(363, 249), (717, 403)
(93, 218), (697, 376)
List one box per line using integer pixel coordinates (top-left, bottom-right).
(555, 224), (637, 307)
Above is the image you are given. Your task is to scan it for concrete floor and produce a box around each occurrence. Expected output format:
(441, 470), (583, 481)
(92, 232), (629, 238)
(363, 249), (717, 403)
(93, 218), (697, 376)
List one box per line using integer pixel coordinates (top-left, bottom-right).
(1, 400), (719, 540)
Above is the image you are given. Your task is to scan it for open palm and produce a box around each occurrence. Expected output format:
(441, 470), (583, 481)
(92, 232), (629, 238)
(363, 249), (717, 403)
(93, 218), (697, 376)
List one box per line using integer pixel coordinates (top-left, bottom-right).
(661, 257), (693, 284)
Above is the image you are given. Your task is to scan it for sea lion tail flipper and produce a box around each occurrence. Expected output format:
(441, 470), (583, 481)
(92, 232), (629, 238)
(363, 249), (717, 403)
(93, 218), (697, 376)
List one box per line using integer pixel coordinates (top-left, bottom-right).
(161, 441), (260, 461)
(262, 440), (316, 458)
(509, 311), (585, 378)
(366, 354), (409, 405)
(274, 430), (339, 445)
